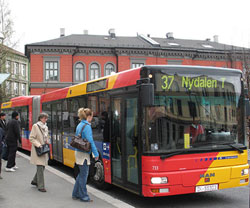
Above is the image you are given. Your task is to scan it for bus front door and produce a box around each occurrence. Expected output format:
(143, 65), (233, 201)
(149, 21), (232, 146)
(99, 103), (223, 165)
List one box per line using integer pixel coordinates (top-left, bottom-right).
(111, 96), (139, 190)
(51, 103), (63, 162)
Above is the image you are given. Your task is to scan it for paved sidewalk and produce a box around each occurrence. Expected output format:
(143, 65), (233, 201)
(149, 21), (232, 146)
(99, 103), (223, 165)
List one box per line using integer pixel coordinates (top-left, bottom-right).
(0, 152), (134, 208)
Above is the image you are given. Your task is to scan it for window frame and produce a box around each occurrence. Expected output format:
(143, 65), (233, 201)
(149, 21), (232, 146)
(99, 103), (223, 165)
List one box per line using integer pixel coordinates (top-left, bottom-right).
(73, 62), (86, 82)
(89, 62), (101, 80)
(43, 56), (60, 82)
(104, 62), (116, 76)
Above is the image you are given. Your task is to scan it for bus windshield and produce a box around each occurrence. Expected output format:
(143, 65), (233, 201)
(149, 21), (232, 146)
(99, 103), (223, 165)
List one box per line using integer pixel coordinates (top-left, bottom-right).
(143, 70), (244, 154)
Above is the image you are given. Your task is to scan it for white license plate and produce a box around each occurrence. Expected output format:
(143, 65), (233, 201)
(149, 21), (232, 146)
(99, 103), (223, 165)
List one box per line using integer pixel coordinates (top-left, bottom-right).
(195, 184), (218, 193)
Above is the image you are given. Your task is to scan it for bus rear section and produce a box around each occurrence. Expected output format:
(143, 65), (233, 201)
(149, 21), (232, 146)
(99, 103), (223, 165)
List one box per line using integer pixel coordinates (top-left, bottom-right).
(139, 66), (249, 197)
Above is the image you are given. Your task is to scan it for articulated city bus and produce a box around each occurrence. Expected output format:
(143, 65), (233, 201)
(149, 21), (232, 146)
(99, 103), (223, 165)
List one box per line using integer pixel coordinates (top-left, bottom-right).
(1, 95), (40, 151)
(1, 65), (249, 197)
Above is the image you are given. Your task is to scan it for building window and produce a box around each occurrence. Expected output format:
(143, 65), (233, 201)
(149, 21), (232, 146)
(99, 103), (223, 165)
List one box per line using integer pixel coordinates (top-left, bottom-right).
(105, 63), (115, 76)
(5, 81), (10, 94)
(21, 64), (26, 77)
(14, 62), (19, 74)
(74, 62), (85, 82)
(131, 63), (144, 69)
(14, 82), (19, 95)
(6, 60), (11, 73)
(45, 61), (58, 81)
(21, 83), (26, 95)
(90, 63), (100, 80)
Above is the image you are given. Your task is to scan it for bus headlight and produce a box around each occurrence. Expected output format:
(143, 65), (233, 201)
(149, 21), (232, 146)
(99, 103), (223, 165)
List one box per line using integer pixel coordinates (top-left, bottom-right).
(241, 169), (249, 176)
(151, 177), (168, 184)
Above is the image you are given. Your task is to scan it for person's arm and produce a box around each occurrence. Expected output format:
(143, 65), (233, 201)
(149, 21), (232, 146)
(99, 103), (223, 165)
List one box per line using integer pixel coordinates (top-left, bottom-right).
(14, 121), (21, 143)
(84, 125), (99, 159)
(29, 125), (42, 147)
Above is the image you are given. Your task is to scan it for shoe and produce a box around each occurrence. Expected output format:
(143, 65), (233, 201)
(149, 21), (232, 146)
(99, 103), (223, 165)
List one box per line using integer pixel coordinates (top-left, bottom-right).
(80, 199), (93, 202)
(38, 188), (47, 192)
(5, 167), (15, 172)
(31, 181), (37, 186)
(13, 166), (18, 170)
(0, 175), (3, 179)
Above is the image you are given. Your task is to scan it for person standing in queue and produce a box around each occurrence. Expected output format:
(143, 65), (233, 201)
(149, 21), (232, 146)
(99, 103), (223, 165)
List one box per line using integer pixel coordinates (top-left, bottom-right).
(29, 113), (49, 192)
(72, 108), (99, 202)
(5, 112), (21, 172)
(0, 112), (7, 132)
(0, 127), (5, 179)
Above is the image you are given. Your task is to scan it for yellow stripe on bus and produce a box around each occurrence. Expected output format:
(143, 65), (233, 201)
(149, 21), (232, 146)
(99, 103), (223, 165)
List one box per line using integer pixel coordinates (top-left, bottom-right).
(66, 74), (118, 98)
(196, 150), (249, 189)
(1, 101), (12, 109)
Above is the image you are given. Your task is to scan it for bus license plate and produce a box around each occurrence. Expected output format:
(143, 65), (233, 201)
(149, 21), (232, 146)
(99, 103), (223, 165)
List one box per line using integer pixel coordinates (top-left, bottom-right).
(195, 184), (218, 193)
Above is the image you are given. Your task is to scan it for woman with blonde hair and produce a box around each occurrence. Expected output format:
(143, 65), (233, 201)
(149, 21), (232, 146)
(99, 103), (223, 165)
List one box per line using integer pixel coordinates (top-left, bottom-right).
(72, 108), (99, 202)
(29, 112), (49, 192)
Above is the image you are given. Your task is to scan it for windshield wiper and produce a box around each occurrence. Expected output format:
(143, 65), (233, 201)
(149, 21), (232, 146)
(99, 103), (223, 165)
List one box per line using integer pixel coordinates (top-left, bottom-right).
(160, 148), (208, 160)
(193, 142), (244, 154)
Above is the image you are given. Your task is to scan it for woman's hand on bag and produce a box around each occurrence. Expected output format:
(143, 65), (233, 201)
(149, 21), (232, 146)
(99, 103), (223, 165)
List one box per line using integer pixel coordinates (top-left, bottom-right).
(95, 156), (99, 161)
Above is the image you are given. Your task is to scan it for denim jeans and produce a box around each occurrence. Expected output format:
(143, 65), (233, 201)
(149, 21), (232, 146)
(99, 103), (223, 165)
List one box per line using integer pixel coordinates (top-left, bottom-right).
(72, 160), (90, 201)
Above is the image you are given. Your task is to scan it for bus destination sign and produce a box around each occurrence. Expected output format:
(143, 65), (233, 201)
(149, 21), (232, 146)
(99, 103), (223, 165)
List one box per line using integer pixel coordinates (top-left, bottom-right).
(86, 79), (107, 93)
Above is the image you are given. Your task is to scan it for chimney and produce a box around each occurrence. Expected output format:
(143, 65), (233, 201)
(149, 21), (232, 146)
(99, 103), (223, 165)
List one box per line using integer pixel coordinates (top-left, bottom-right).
(60, 28), (65, 37)
(213, 35), (219, 43)
(83, 30), (88, 35)
(108, 28), (115, 38)
(166, 32), (174, 39)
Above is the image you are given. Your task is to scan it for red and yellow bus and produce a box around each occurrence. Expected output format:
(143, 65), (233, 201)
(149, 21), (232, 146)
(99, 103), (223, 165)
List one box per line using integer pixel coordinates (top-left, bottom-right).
(2, 65), (249, 197)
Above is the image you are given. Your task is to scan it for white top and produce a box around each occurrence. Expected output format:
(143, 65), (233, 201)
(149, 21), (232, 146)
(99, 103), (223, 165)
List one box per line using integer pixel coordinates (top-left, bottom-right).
(75, 151), (90, 165)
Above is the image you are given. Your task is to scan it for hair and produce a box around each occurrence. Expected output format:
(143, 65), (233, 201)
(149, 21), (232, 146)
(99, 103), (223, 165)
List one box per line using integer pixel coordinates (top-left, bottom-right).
(38, 112), (49, 121)
(0, 112), (6, 117)
(78, 108), (92, 120)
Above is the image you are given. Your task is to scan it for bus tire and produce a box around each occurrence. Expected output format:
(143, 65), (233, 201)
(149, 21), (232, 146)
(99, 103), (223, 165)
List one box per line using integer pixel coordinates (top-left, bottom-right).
(90, 158), (111, 190)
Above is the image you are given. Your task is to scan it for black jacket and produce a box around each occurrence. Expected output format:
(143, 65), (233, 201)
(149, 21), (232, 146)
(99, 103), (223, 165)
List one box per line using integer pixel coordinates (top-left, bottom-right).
(0, 128), (4, 154)
(0, 119), (7, 132)
(5, 118), (21, 145)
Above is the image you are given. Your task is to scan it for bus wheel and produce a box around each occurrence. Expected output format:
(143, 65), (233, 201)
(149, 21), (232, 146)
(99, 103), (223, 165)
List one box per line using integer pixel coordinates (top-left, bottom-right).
(91, 159), (111, 190)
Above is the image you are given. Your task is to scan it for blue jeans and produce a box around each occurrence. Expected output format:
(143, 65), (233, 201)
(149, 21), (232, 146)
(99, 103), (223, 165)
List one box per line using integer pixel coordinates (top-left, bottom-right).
(72, 160), (90, 201)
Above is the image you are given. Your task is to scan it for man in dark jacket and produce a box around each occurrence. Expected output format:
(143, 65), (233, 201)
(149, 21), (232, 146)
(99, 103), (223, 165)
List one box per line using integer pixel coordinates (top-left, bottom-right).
(0, 112), (7, 132)
(0, 127), (5, 178)
(5, 111), (21, 172)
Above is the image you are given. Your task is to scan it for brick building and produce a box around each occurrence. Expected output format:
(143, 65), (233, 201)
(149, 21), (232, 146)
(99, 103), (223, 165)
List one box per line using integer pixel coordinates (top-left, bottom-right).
(25, 29), (250, 95)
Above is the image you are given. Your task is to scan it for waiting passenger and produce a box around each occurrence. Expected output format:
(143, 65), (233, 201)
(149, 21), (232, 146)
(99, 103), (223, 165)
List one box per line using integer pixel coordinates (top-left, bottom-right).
(5, 112), (21, 172)
(72, 108), (99, 202)
(29, 112), (49, 192)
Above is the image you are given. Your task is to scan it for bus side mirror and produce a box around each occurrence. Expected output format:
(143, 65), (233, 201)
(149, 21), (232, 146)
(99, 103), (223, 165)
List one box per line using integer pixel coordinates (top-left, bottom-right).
(245, 98), (250, 117)
(139, 83), (154, 106)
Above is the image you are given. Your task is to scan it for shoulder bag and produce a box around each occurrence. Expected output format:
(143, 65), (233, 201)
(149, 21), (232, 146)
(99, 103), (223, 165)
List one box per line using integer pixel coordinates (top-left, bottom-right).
(70, 123), (91, 152)
(35, 124), (50, 156)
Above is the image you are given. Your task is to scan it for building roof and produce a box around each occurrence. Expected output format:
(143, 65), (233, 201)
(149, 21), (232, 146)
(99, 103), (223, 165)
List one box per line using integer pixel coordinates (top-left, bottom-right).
(26, 33), (248, 52)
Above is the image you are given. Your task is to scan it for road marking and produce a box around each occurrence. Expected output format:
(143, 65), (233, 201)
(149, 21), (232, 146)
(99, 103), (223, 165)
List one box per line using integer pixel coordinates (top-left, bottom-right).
(17, 151), (134, 208)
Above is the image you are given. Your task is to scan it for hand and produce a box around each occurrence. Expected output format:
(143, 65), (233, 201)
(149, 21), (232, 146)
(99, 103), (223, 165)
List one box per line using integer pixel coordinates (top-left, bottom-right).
(95, 156), (99, 161)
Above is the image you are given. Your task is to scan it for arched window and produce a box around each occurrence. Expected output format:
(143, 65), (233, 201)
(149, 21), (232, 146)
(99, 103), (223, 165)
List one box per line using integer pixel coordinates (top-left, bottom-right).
(90, 63), (100, 80)
(75, 62), (85, 82)
(105, 63), (115, 76)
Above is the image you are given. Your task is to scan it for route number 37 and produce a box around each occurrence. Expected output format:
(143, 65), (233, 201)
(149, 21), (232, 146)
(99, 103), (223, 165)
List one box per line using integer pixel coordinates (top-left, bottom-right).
(162, 75), (174, 90)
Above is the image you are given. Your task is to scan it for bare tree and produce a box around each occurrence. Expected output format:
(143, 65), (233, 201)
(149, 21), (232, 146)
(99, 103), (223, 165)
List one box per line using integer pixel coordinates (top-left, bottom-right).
(0, 0), (17, 104)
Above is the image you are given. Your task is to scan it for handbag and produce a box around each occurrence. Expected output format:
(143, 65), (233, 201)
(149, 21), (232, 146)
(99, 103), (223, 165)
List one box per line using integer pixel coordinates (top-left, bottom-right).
(70, 123), (91, 152)
(35, 124), (50, 156)
(35, 143), (50, 156)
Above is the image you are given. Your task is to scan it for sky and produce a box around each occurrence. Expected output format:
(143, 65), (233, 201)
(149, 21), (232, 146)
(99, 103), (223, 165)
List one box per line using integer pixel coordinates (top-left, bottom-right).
(7, 0), (250, 53)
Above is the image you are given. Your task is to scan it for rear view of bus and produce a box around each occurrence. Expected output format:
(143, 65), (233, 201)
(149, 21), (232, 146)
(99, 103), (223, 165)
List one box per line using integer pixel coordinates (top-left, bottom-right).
(140, 66), (249, 197)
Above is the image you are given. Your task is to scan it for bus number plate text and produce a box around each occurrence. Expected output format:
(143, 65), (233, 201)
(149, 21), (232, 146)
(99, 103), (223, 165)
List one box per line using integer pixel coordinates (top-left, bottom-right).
(195, 184), (218, 193)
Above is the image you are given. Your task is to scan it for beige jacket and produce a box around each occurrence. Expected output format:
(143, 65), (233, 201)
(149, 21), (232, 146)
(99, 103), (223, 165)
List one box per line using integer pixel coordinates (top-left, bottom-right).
(29, 122), (49, 166)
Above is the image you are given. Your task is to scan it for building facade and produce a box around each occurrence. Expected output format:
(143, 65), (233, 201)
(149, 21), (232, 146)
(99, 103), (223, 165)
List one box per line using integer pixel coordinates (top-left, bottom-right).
(25, 30), (250, 95)
(0, 45), (29, 102)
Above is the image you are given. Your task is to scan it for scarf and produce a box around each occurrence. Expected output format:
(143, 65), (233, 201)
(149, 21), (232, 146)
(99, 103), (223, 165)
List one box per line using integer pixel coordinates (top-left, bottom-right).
(37, 121), (48, 140)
